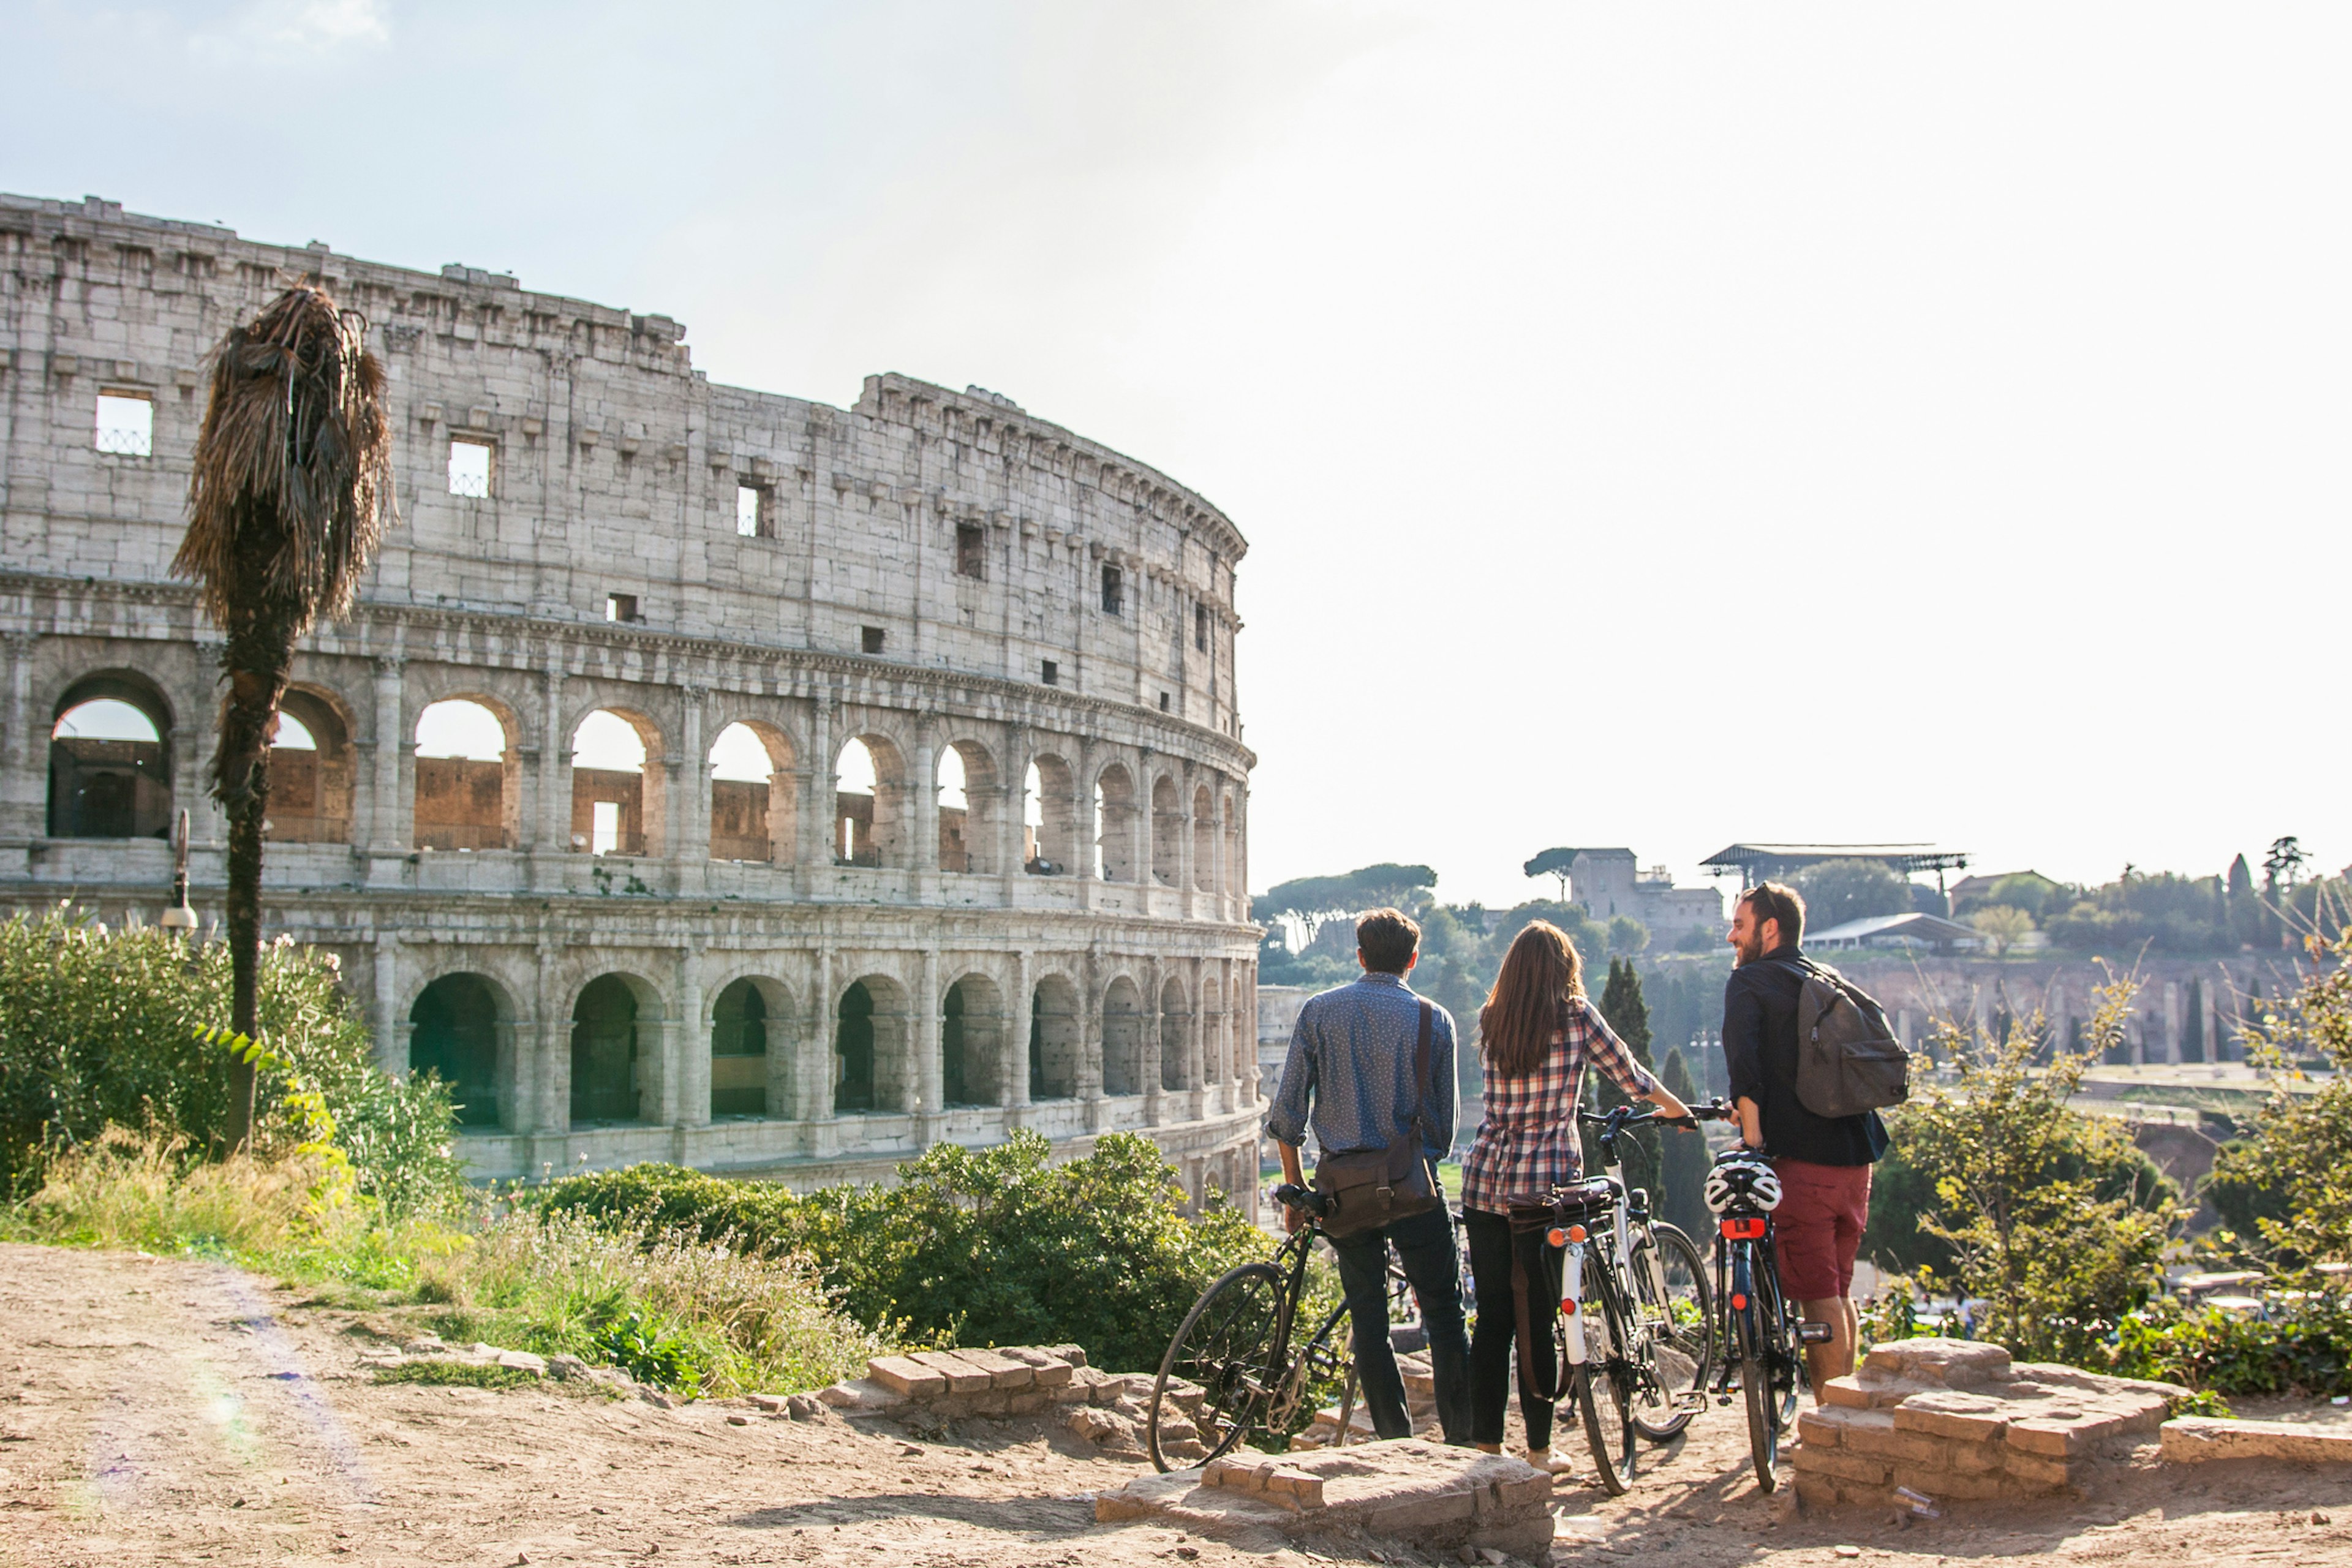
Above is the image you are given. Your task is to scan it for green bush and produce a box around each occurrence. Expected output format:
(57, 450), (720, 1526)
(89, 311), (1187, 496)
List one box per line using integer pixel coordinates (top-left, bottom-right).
(538, 1129), (1268, 1372)
(2111, 1289), (2352, 1398)
(0, 908), (459, 1211)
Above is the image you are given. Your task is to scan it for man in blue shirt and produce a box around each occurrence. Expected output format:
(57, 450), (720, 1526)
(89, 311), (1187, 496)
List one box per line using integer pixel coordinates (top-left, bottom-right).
(1265, 908), (1472, 1443)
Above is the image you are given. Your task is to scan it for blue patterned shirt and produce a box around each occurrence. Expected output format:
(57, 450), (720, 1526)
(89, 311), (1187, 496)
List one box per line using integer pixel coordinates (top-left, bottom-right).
(1264, 971), (1458, 1163)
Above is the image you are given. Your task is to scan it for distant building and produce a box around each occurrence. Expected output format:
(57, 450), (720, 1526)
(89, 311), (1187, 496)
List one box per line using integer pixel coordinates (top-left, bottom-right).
(1807, 912), (1982, 954)
(1557, 848), (1721, 944)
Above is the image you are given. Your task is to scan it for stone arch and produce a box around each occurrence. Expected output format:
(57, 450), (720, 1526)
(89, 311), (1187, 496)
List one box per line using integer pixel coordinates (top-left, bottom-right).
(710, 974), (795, 1118)
(835, 973), (913, 1114)
(266, 684), (358, 845)
(409, 971), (510, 1128)
(709, 718), (796, 864)
(413, 694), (521, 851)
(1025, 751), (1078, 875)
(941, 970), (1007, 1107)
(47, 670), (175, 840)
(1160, 973), (1191, 1093)
(1102, 974), (1145, 1096)
(1029, 972), (1081, 1101)
(570, 706), (665, 858)
(834, 731), (909, 869)
(1191, 783), (1215, 893)
(1095, 761), (1137, 883)
(935, 736), (1001, 876)
(1150, 773), (1182, 887)
(570, 971), (664, 1126)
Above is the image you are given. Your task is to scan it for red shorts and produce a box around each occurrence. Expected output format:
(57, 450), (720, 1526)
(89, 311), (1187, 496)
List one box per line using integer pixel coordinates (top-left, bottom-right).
(1771, 1158), (1871, 1302)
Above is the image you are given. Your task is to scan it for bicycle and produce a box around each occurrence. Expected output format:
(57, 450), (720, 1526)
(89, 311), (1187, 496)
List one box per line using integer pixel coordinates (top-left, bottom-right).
(1544, 1104), (1716, 1495)
(1700, 1136), (1827, 1492)
(1147, 1182), (1360, 1471)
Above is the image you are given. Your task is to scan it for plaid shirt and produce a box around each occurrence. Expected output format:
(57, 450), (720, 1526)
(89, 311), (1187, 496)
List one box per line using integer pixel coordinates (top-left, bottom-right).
(1460, 995), (1657, 1215)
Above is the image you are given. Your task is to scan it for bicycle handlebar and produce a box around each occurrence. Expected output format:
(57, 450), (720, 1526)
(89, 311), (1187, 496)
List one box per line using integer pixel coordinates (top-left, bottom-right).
(1273, 1182), (1331, 1218)
(1577, 1099), (1733, 1133)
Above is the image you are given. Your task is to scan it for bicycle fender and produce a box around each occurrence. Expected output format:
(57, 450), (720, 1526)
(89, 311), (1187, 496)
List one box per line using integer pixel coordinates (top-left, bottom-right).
(1561, 1241), (1589, 1366)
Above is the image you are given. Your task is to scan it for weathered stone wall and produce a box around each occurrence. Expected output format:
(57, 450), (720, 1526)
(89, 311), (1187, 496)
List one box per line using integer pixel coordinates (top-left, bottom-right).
(0, 192), (1264, 1205)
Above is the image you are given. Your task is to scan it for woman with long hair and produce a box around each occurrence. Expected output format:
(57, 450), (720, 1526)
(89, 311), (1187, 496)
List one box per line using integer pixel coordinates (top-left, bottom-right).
(1459, 921), (1692, 1472)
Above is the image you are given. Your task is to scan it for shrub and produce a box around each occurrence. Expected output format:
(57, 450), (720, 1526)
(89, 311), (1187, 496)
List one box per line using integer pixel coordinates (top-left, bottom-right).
(538, 1129), (1268, 1372)
(0, 908), (459, 1211)
(2111, 1288), (2352, 1399)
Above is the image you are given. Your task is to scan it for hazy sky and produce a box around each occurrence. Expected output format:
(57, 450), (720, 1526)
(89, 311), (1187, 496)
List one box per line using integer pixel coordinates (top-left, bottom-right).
(9, 2), (2345, 908)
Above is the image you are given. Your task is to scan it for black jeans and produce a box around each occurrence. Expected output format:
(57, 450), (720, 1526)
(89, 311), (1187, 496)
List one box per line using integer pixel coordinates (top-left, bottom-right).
(1325, 1202), (1472, 1442)
(1463, 1207), (1563, 1451)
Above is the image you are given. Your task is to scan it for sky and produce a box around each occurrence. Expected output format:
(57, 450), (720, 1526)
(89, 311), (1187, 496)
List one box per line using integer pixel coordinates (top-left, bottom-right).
(9, 1), (2346, 910)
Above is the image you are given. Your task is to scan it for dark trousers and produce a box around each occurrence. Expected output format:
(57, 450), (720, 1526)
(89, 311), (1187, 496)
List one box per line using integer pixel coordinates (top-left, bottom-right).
(1325, 1202), (1472, 1442)
(1463, 1207), (1562, 1451)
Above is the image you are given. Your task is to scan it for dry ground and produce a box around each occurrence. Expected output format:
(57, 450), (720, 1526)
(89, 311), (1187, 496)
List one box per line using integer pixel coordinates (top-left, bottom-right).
(2, 1243), (2349, 1567)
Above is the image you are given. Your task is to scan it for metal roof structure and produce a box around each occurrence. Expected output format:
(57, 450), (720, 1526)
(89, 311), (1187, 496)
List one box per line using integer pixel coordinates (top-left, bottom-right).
(1700, 843), (1969, 887)
(1806, 911), (1981, 951)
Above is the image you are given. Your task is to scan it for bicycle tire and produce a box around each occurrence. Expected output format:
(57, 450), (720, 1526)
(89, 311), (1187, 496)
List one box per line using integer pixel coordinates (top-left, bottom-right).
(1630, 1223), (1713, 1442)
(1757, 1251), (1805, 1436)
(1150, 1261), (1288, 1472)
(1289, 1300), (1361, 1447)
(1570, 1254), (1635, 1496)
(1742, 1343), (1779, 1489)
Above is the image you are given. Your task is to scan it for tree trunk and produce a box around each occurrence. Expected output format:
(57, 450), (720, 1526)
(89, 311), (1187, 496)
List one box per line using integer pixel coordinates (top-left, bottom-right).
(216, 599), (293, 1152)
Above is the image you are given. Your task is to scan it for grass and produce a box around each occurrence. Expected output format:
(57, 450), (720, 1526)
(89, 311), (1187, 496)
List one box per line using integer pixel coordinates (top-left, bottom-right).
(4, 1128), (886, 1400)
(372, 1361), (540, 1390)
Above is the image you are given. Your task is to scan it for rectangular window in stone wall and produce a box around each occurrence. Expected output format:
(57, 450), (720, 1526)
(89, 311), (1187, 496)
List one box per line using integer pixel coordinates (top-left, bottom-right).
(1041, 660), (1058, 686)
(956, 522), (985, 578)
(1196, 603), (1209, 652)
(448, 437), (493, 497)
(95, 391), (153, 456)
(606, 593), (639, 623)
(861, 625), (886, 654)
(737, 484), (765, 537)
(1101, 564), (1123, 616)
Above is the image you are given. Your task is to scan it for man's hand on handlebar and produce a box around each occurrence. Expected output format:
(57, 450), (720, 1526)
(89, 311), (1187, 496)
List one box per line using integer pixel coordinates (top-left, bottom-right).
(1273, 1182), (1321, 1235)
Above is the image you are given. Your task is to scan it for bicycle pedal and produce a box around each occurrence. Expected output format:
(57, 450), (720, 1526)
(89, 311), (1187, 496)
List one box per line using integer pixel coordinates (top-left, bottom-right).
(1715, 1395), (1733, 1407)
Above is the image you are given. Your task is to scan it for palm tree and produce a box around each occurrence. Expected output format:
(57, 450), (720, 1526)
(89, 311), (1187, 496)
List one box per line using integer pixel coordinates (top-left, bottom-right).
(175, 284), (394, 1145)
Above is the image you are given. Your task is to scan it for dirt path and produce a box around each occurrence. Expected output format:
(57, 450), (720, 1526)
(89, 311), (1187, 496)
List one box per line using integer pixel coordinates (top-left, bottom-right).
(2, 1243), (2349, 1567)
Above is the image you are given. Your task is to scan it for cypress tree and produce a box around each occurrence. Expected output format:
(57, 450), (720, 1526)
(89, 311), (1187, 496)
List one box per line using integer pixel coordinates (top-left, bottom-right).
(1593, 959), (1659, 1201)
(1658, 1046), (1710, 1238)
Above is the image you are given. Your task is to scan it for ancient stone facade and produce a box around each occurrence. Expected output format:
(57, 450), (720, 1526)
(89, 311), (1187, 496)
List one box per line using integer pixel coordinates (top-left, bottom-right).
(0, 193), (1262, 1207)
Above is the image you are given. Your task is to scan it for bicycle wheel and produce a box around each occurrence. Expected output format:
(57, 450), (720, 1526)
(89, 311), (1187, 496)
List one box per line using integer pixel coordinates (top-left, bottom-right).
(1283, 1300), (1360, 1448)
(1629, 1223), (1713, 1442)
(1151, 1262), (1288, 1472)
(1757, 1253), (1806, 1435)
(1569, 1254), (1636, 1496)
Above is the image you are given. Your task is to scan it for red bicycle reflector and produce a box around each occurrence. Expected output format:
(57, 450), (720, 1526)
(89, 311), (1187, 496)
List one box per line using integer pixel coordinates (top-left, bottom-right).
(1731, 1292), (1748, 1311)
(1565, 1224), (1588, 1245)
(1719, 1216), (1768, 1240)
(1546, 1228), (1567, 1248)
(1558, 1298), (1577, 1314)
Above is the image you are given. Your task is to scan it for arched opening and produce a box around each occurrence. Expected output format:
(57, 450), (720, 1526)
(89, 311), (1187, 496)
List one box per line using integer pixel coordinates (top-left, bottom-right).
(266, 688), (356, 844)
(571, 709), (654, 856)
(935, 745), (970, 873)
(710, 976), (769, 1117)
(414, 698), (512, 850)
(1102, 976), (1144, 1096)
(1161, 976), (1190, 1093)
(941, 974), (1005, 1107)
(1095, 764), (1137, 882)
(709, 721), (788, 863)
(835, 981), (876, 1111)
(410, 973), (501, 1126)
(1026, 755), (1076, 875)
(1151, 774), (1181, 887)
(834, 737), (906, 868)
(935, 741), (1000, 876)
(570, 974), (646, 1125)
(48, 676), (172, 840)
(1030, 975), (1080, 1100)
(1192, 784), (1216, 892)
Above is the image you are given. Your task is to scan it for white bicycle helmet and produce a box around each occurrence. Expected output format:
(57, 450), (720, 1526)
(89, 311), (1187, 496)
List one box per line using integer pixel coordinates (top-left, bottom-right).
(1705, 1153), (1783, 1213)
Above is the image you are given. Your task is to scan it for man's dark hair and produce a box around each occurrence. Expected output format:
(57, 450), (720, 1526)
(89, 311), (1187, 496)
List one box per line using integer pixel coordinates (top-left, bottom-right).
(1355, 907), (1422, 974)
(1740, 881), (1806, 946)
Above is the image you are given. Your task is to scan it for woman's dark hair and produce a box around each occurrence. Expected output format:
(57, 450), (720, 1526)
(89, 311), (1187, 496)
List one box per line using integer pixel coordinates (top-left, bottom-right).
(1479, 921), (1585, 1078)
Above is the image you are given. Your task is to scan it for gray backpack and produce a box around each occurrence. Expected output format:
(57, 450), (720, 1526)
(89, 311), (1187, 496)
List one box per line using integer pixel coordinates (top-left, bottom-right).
(1789, 959), (1910, 1119)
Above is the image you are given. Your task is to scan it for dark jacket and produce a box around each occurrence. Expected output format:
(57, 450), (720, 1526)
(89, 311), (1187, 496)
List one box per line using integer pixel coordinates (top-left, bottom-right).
(1722, 943), (1888, 1167)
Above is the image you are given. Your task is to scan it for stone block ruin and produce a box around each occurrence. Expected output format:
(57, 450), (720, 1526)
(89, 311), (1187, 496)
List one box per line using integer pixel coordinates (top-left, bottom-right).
(1795, 1337), (2182, 1506)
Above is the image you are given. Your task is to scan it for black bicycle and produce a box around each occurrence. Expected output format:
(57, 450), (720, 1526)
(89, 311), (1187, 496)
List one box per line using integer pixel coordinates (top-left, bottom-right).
(1147, 1183), (1359, 1471)
(1701, 1139), (1823, 1491)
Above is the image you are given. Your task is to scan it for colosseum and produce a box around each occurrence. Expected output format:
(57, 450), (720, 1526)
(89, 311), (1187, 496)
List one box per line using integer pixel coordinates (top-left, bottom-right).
(0, 193), (1264, 1211)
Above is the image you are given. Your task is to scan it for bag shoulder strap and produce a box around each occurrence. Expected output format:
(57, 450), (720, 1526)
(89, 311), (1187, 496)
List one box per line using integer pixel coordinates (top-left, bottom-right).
(1412, 999), (1434, 1148)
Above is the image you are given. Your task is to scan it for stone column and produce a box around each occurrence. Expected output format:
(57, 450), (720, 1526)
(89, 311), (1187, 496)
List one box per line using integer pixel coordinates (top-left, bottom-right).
(2201, 976), (2222, 1066)
(1076, 738), (1099, 910)
(1207, 780), (1227, 921)
(674, 686), (706, 893)
(1081, 946), (1105, 1130)
(804, 946), (836, 1150)
(1001, 722), (1028, 904)
(798, 698), (833, 892)
(674, 946), (706, 1129)
(1142, 959), (1166, 1128)
(910, 718), (938, 890)
(1008, 949), (1033, 1110)
(533, 937), (564, 1137)
(768, 762), (802, 870)
(2, 631), (39, 839)
(534, 666), (568, 888)
(372, 929), (403, 1076)
(1243, 961), (1262, 1104)
(2161, 980), (2183, 1065)
(368, 657), (405, 850)
(1177, 761), (1197, 919)
(2044, 982), (2067, 1061)
(916, 948), (942, 1121)
(1131, 748), (1153, 894)
(1186, 954), (1208, 1123)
